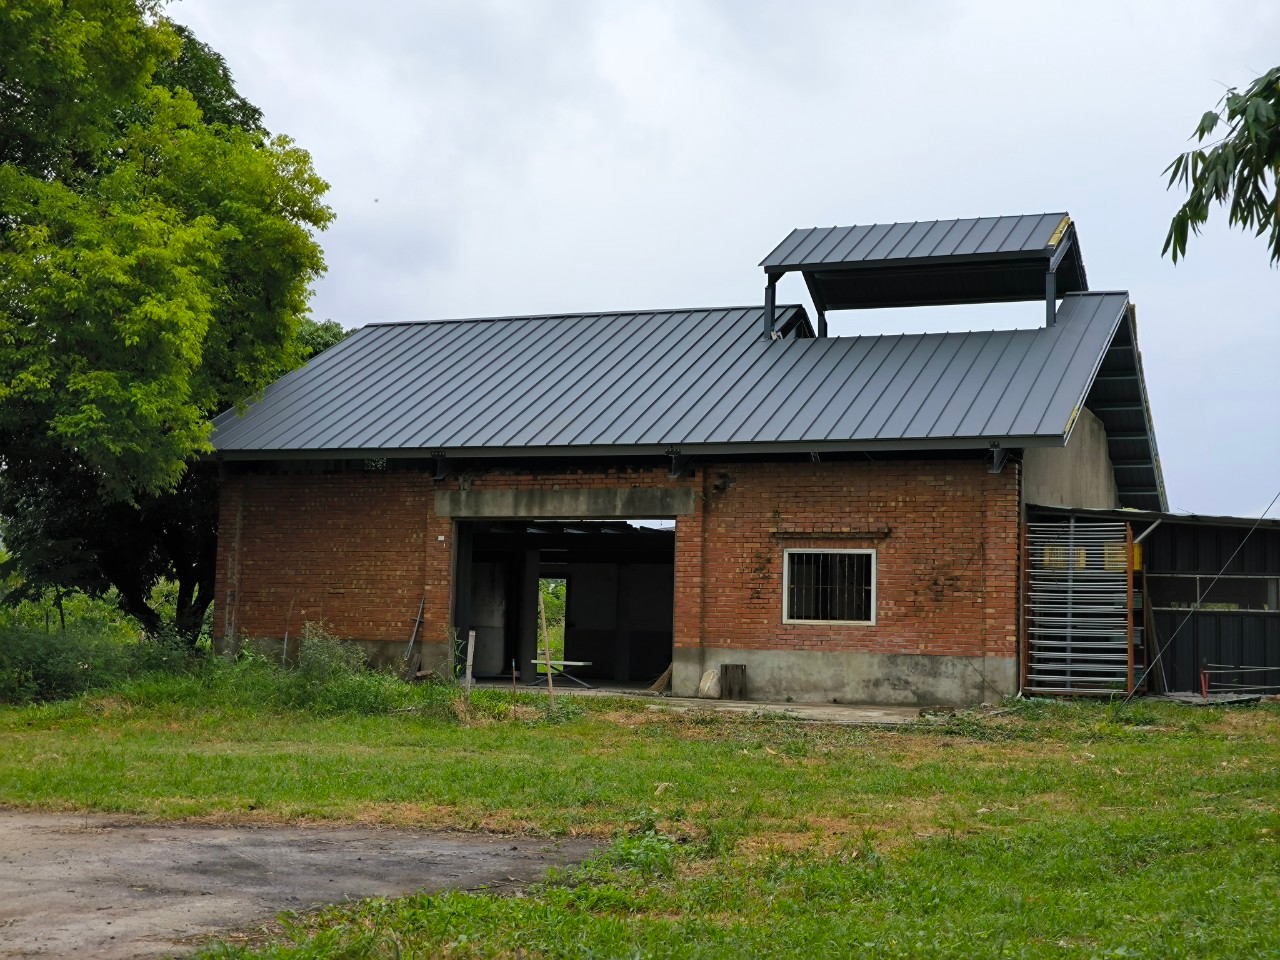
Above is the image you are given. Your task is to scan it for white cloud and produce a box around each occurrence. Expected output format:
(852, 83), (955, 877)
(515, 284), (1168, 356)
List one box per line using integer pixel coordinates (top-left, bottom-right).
(172, 0), (1280, 515)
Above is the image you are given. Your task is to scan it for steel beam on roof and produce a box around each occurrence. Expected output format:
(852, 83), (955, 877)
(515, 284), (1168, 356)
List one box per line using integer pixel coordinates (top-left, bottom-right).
(1090, 402), (1146, 413)
(1045, 269), (1057, 326)
(800, 271), (829, 337)
(763, 275), (777, 339)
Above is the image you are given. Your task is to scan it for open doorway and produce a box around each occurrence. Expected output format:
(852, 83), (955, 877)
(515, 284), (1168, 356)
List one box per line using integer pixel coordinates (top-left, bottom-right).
(536, 577), (566, 671)
(452, 519), (675, 686)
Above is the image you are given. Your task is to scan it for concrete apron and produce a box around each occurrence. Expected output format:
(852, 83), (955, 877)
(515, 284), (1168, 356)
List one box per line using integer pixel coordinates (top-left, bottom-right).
(215, 642), (1012, 712)
(496, 685), (920, 725)
(673, 648), (1016, 709)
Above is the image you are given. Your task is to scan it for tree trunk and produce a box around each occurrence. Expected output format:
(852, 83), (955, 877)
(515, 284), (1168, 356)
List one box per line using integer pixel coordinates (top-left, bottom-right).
(174, 573), (215, 645)
(115, 587), (162, 635)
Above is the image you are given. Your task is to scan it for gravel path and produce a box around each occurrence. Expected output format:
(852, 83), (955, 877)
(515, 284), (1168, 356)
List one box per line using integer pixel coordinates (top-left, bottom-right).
(0, 810), (597, 959)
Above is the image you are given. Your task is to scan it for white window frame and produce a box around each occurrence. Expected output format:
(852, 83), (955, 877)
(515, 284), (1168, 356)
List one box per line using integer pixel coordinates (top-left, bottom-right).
(782, 548), (877, 626)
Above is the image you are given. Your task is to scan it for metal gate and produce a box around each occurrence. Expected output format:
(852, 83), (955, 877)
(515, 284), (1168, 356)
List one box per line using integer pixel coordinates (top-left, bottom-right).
(1023, 520), (1137, 695)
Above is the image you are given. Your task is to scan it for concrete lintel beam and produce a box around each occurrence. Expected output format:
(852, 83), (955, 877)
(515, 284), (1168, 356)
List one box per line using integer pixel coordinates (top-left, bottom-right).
(435, 487), (696, 519)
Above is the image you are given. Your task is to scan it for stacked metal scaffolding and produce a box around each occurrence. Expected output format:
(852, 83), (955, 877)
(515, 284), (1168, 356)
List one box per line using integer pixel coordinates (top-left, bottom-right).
(1024, 520), (1135, 695)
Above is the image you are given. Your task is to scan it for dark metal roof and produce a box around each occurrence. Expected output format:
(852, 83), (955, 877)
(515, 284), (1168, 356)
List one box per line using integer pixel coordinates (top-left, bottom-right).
(1030, 504), (1280, 533)
(763, 213), (1072, 269)
(761, 213), (1088, 311)
(212, 294), (1150, 469)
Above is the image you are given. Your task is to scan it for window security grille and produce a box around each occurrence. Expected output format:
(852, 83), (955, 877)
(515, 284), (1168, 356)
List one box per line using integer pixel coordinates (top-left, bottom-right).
(784, 550), (874, 623)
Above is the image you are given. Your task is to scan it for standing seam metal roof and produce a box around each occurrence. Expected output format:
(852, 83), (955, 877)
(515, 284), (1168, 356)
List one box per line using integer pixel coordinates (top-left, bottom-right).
(761, 213), (1071, 269)
(212, 295), (1136, 458)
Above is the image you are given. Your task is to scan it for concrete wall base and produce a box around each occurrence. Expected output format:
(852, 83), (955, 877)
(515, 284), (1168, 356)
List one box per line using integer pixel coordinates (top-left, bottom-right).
(673, 647), (1016, 707)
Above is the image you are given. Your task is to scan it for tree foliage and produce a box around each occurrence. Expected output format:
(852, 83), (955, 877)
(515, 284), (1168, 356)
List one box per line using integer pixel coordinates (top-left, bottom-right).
(539, 579), (566, 624)
(1165, 66), (1280, 264)
(0, 0), (172, 175)
(298, 318), (353, 360)
(153, 22), (264, 133)
(0, 1), (333, 638)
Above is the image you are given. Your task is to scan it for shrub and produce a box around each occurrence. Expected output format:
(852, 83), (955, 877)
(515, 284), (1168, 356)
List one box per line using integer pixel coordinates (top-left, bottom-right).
(107, 622), (441, 718)
(0, 621), (196, 704)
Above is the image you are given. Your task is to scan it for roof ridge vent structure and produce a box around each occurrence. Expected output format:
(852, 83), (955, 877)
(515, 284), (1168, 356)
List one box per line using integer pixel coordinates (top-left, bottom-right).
(760, 213), (1088, 338)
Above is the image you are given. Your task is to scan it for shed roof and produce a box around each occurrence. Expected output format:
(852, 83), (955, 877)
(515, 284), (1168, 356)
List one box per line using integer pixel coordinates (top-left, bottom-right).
(761, 213), (1088, 311)
(762, 213), (1073, 270)
(212, 293), (1160, 509)
(1029, 504), (1280, 533)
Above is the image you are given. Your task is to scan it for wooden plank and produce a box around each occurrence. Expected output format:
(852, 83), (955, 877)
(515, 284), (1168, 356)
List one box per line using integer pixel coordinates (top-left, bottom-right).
(721, 663), (746, 700)
(463, 629), (476, 696)
(402, 595), (425, 681)
(538, 588), (554, 709)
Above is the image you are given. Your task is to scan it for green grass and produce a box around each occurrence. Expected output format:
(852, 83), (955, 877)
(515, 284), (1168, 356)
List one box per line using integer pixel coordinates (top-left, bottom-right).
(2, 684), (1279, 958)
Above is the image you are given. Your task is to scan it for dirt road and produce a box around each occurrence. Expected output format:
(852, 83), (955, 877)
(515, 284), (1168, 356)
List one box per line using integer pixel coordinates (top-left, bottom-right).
(0, 810), (597, 958)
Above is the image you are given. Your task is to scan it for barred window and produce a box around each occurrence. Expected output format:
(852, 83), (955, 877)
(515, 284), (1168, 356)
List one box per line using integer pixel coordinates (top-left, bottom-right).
(783, 549), (876, 624)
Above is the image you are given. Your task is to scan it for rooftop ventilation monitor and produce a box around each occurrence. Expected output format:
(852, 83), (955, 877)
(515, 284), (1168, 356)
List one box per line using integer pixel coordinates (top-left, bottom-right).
(760, 213), (1088, 337)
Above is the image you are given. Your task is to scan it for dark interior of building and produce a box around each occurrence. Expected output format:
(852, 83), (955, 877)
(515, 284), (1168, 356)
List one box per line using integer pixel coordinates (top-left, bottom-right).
(452, 520), (675, 685)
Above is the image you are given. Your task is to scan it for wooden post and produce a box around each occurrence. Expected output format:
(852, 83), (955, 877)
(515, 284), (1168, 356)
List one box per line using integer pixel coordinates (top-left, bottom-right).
(1125, 523), (1135, 695)
(1019, 520), (1030, 695)
(721, 663), (746, 700)
(463, 629), (476, 696)
(402, 595), (425, 681)
(1143, 592), (1164, 694)
(538, 588), (555, 709)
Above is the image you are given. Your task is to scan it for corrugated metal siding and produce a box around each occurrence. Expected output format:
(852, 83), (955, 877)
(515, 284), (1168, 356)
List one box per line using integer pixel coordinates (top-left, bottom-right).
(1156, 612), (1280, 693)
(1145, 522), (1280, 692)
(1030, 512), (1280, 693)
(212, 295), (1130, 456)
(761, 213), (1069, 269)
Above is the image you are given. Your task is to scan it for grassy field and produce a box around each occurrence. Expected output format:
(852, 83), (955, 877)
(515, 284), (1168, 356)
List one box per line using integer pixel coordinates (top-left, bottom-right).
(2, 681), (1279, 958)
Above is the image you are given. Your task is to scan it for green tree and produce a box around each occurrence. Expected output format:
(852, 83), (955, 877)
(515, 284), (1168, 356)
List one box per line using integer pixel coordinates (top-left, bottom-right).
(1165, 66), (1280, 263)
(299, 318), (353, 360)
(153, 22), (264, 133)
(0, 2), (333, 638)
(540, 579), (567, 624)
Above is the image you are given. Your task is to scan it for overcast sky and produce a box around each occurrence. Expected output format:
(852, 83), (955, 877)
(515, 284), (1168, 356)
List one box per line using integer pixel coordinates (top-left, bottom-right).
(173, 0), (1278, 517)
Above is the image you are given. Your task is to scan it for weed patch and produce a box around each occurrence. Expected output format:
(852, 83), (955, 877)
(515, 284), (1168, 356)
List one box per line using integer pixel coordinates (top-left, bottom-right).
(3, 686), (1280, 957)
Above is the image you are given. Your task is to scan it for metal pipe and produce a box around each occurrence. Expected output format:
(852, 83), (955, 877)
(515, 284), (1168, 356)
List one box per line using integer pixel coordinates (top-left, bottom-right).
(764, 275), (777, 339)
(1133, 518), (1163, 545)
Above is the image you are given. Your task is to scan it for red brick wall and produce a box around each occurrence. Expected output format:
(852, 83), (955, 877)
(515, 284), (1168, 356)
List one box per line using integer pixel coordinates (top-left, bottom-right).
(215, 459), (1019, 662)
(691, 460), (1019, 660)
(214, 471), (446, 646)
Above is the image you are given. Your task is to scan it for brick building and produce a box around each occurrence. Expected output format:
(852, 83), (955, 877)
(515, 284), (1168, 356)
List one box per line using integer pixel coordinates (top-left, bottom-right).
(211, 214), (1165, 706)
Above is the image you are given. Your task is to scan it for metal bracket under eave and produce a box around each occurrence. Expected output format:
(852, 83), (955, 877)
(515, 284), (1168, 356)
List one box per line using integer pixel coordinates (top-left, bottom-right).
(988, 443), (1009, 474)
(431, 450), (450, 481)
(666, 446), (692, 479)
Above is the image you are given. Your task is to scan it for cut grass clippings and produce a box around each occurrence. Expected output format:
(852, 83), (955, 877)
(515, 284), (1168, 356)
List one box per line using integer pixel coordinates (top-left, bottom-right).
(2, 681), (1279, 958)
